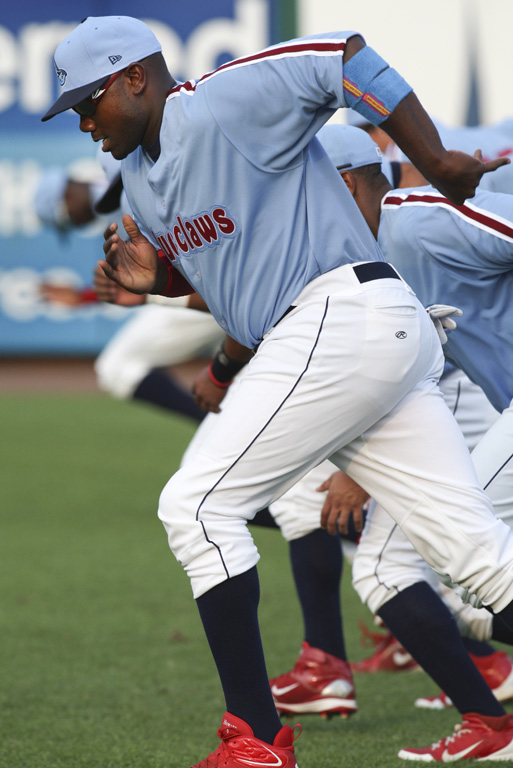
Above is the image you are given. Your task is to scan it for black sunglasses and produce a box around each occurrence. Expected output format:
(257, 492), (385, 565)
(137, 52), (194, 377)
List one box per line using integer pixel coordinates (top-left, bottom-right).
(72, 70), (123, 117)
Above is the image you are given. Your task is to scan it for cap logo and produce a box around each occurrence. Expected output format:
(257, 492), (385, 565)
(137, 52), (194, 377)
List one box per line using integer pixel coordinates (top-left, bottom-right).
(109, 55), (122, 65)
(55, 65), (67, 87)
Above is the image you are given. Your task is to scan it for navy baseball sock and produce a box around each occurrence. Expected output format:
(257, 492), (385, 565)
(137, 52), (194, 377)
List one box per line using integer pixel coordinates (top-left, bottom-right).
(462, 637), (496, 656)
(492, 610), (513, 644)
(196, 566), (283, 744)
(378, 582), (505, 716)
(289, 529), (347, 660)
(132, 369), (205, 421)
(249, 508), (279, 529)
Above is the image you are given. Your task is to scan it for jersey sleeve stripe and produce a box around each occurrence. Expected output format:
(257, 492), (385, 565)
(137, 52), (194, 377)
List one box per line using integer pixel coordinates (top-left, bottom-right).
(382, 191), (513, 242)
(167, 39), (347, 99)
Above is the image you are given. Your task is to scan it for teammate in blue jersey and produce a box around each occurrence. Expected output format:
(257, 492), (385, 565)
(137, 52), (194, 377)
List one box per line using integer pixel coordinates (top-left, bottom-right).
(43, 16), (513, 767)
(315, 122), (513, 760)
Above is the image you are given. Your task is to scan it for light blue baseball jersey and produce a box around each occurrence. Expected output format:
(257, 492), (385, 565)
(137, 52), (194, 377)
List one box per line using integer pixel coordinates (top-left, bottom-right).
(122, 33), (396, 348)
(378, 186), (513, 411)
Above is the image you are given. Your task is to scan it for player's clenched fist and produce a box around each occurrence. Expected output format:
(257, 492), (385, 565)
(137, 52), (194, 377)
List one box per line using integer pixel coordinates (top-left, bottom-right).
(318, 470), (370, 537)
(99, 214), (168, 295)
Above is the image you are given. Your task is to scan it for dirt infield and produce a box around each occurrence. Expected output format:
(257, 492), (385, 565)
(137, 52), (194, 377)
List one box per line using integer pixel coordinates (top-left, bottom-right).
(0, 357), (207, 393)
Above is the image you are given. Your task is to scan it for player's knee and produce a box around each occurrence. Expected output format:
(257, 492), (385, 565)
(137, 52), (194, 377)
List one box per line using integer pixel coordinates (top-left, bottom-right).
(438, 583), (493, 641)
(94, 351), (141, 399)
(352, 569), (389, 614)
(158, 472), (203, 562)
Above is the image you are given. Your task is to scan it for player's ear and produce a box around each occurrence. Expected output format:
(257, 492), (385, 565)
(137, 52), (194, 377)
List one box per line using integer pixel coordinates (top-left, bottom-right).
(125, 62), (147, 95)
(340, 170), (357, 197)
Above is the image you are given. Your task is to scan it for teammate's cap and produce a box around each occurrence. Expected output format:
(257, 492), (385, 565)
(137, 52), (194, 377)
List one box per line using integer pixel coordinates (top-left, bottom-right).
(317, 123), (383, 170)
(41, 16), (161, 122)
(33, 167), (71, 230)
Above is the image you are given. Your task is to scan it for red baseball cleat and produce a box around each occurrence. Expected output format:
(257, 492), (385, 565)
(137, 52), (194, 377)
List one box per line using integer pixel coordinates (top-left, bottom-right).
(350, 622), (420, 673)
(191, 712), (301, 768)
(415, 650), (513, 710)
(398, 713), (513, 761)
(269, 642), (357, 718)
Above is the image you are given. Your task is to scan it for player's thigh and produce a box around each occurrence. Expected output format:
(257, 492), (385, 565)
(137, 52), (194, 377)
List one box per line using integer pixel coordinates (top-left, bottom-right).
(471, 402), (513, 527)
(440, 366), (499, 451)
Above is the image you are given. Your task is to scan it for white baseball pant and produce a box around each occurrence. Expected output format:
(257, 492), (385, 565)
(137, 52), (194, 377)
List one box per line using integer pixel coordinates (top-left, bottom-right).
(352, 369), (513, 640)
(183, 410), (334, 543)
(94, 302), (224, 399)
(158, 263), (513, 611)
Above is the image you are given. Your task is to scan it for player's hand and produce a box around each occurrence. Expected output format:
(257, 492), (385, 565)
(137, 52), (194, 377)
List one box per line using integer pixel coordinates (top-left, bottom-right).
(317, 471), (370, 536)
(426, 304), (462, 344)
(192, 366), (229, 413)
(99, 214), (162, 294)
(40, 283), (83, 306)
(431, 149), (510, 206)
(93, 264), (147, 306)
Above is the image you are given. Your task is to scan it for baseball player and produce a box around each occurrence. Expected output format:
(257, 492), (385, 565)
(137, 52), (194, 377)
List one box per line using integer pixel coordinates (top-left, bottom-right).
(43, 16), (513, 767)
(314, 122), (513, 760)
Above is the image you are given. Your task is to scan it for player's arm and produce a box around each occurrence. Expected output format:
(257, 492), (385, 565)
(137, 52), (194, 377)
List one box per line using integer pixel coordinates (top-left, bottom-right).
(343, 35), (509, 205)
(193, 337), (253, 413)
(93, 263), (147, 306)
(381, 99), (508, 205)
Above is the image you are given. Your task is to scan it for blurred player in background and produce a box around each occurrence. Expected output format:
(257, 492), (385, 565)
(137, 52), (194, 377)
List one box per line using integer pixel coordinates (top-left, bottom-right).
(34, 161), (224, 422)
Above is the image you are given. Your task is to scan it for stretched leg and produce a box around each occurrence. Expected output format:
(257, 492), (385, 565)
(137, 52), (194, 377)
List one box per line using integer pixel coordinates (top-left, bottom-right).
(196, 567), (282, 742)
(132, 368), (205, 421)
(158, 271), (513, 763)
(378, 583), (504, 717)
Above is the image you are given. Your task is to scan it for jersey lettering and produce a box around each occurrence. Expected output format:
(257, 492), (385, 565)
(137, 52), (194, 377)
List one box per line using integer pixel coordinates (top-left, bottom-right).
(212, 207), (236, 235)
(194, 214), (218, 243)
(152, 205), (237, 260)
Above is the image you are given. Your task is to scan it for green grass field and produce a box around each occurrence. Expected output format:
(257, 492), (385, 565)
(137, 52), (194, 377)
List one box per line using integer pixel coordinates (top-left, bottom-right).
(2, 393), (512, 767)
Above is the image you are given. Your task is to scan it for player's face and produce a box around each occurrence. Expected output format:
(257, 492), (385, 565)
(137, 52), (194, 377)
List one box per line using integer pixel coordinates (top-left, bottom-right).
(77, 75), (147, 160)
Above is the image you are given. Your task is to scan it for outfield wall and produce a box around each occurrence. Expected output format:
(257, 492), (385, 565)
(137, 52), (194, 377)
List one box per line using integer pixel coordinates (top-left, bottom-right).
(0, 1), (278, 355)
(297, 0), (513, 127)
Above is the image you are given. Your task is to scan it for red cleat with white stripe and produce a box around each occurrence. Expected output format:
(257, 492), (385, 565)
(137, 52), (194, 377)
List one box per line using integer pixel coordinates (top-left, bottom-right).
(270, 642), (357, 718)
(398, 714), (513, 762)
(191, 712), (301, 768)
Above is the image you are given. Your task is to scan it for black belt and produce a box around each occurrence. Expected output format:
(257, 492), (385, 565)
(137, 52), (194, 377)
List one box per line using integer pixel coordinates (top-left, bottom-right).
(254, 262), (399, 353)
(352, 261), (400, 283)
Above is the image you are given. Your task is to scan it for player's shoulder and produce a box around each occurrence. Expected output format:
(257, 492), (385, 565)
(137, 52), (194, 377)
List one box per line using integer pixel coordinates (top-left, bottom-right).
(381, 185), (438, 208)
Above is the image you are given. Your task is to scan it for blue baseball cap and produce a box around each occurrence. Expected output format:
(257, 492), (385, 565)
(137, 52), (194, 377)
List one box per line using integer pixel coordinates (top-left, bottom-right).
(42, 16), (161, 122)
(33, 167), (70, 230)
(317, 123), (383, 170)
